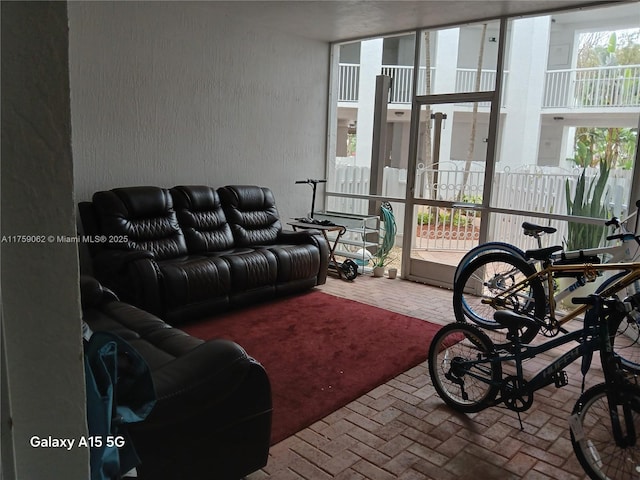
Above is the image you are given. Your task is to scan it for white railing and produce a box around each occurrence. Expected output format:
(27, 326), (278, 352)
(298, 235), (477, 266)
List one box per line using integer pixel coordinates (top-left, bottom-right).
(455, 68), (506, 93)
(544, 65), (640, 108)
(327, 162), (632, 251)
(352, 65), (505, 104)
(381, 66), (430, 104)
(338, 63), (360, 102)
(339, 63), (640, 109)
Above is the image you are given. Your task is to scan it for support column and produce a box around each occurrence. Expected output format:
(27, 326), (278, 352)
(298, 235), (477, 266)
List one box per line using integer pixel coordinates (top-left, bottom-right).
(500, 16), (551, 169)
(355, 38), (383, 168)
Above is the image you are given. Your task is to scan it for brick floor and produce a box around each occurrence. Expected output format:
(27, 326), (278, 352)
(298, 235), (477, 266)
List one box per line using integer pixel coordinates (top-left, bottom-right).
(247, 275), (605, 479)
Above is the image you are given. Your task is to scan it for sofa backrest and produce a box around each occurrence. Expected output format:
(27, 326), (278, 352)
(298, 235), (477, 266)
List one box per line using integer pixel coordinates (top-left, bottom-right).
(92, 186), (188, 260)
(170, 185), (235, 253)
(218, 185), (282, 246)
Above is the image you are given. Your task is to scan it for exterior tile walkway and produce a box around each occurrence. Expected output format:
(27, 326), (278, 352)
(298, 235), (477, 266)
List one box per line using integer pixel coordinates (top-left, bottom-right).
(247, 275), (604, 479)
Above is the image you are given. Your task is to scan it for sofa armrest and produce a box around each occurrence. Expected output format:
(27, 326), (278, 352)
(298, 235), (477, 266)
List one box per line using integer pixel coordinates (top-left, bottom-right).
(91, 250), (165, 315)
(278, 229), (329, 284)
(278, 228), (320, 244)
(93, 249), (155, 271)
(144, 339), (260, 423)
(80, 275), (119, 307)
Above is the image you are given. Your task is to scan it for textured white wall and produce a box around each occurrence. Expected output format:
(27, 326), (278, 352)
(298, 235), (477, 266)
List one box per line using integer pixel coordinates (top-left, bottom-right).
(69, 2), (330, 223)
(1, 2), (88, 478)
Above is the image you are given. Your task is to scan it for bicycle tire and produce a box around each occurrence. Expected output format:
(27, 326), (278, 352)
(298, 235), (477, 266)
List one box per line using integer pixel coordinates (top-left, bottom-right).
(428, 322), (501, 413)
(453, 252), (546, 343)
(340, 259), (359, 281)
(595, 271), (640, 373)
(570, 382), (640, 480)
(453, 242), (526, 284)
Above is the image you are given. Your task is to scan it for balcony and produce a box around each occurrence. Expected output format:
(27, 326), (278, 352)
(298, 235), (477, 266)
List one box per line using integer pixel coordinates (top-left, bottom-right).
(338, 63), (640, 109)
(544, 65), (640, 109)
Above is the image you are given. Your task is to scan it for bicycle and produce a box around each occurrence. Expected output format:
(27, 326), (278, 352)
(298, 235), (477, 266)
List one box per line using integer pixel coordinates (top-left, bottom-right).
(428, 293), (640, 479)
(455, 253), (640, 369)
(453, 214), (640, 366)
(453, 204), (640, 287)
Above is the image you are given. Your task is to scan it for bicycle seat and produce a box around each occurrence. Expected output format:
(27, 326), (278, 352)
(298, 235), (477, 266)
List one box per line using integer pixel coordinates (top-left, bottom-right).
(525, 245), (563, 260)
(522, 222), (557, 236)
(494, 310), (540, 333)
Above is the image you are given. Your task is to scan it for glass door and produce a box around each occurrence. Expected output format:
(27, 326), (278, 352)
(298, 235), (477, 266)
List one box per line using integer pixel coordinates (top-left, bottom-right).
(403, 95), (493, 288)
(400, 20), (502, 288)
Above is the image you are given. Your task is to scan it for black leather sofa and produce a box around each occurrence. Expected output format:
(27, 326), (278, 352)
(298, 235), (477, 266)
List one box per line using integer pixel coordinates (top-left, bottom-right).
(81, 276), (272, 480)
(79, 185), (329, 322)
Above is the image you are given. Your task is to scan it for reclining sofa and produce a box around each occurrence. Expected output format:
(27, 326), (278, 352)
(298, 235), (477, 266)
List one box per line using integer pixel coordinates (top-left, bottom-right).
(81, 275), (272, 479)
(79, 185), (328, 322)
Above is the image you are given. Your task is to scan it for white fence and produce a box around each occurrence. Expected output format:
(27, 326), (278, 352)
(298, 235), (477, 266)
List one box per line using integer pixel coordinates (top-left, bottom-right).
(327, 161), (632, 251)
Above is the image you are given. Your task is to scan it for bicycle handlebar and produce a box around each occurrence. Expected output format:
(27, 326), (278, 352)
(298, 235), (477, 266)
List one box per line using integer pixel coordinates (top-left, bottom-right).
(572, 294), (637, 316)
(606, 233), (636, 241)
(572, 296), (597, 306)
(295, 179), (327, 184)
(605, 217), (620, 227)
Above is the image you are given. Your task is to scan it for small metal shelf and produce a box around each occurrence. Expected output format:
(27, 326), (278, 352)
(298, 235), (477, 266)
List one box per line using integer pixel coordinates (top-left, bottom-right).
(313, 211), (380, 272)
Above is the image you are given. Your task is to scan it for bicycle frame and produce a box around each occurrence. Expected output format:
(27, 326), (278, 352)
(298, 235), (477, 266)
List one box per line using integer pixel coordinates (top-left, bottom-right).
(485, 262), (640, 330)
(465, 300), (616, 404)
(547, 234), (640, 304)
(503, 327), (595, 394)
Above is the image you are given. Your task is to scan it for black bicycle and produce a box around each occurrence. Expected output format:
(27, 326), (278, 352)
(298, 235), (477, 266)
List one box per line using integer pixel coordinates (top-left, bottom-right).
(428, 293), (640, 479)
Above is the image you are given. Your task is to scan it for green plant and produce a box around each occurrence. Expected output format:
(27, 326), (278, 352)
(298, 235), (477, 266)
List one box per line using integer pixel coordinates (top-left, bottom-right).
(564, 157), (611, 250)
(439, 210), (472, 227)
(568, 128), (638, 169)
(461, 194), (483, 204)
(416, 211), (433, 225)
(372, 248), (393, 268)
(416, 208), (475, 228)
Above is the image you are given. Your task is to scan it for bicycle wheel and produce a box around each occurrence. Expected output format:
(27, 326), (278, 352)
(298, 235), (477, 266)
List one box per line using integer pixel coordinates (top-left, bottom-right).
(595, 271), (640, 373)
(453, 252), (546, 344)
(570, 383), (640, 480)
(340, 259), (359, 280)
(428, 322), (501, 413)
(453, 242), (526, 284)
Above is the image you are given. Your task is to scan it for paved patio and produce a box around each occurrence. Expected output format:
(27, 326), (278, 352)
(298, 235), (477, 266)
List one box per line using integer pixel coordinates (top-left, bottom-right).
(247, 274), (605, 479)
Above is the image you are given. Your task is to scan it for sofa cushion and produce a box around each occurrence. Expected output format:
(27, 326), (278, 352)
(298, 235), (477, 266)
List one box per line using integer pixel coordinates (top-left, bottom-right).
(219, 249), (278, 291)
(158, 256), (232, 310)
(267, 244), (321, 282)
(171, 185), (236, 253)
(218, 185), (281, 247)
(92, 186), (188, 260)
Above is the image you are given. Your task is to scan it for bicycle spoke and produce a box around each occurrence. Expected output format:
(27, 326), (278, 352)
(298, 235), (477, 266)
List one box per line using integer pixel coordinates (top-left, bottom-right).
(428, 323), (501, 413)
(454, 252), (545, 344)
(572, 384), (640, 480)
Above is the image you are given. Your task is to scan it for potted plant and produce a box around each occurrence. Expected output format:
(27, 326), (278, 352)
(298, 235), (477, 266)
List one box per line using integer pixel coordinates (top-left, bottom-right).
(371, 249), (391, 277)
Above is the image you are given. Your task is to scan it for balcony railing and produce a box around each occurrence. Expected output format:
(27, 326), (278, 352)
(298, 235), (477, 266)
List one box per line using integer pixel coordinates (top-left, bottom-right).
(544, 65), (640, 108)
(381, 66), (429, 103)
(339, 64), (505, 105)
(338, 63), (360, 102)
(339, 63), (640, 109)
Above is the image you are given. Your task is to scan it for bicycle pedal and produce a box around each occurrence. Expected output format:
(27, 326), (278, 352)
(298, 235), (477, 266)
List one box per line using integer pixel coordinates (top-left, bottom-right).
(554, 371), (569, 388)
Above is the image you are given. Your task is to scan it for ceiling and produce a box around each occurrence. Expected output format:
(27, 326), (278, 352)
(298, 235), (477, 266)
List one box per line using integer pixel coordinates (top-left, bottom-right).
(214, 0), (633, 43)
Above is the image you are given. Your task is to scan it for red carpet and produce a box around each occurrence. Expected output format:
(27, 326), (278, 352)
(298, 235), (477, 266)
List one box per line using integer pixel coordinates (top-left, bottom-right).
(181, 290), (441, 445)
